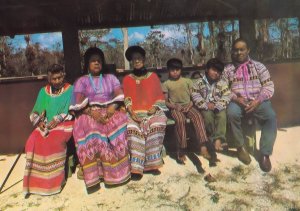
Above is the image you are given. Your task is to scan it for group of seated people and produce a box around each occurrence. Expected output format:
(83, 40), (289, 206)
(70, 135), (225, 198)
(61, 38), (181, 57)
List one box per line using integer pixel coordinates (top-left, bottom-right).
(23, 37), (277, 197)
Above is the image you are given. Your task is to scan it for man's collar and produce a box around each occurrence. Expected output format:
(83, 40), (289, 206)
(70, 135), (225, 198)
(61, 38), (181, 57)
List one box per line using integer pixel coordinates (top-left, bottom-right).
(233, 57), (252, 69)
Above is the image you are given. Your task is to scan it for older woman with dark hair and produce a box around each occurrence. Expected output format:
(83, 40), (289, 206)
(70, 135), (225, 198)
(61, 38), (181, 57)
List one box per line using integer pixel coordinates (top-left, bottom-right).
(123, 46), (168, 179)
(70, 47), (130, 193)
(23, 64), (74, 196)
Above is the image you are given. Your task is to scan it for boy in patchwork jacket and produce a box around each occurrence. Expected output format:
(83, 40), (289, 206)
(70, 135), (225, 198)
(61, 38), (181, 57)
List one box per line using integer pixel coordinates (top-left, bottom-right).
(162, 58), (217, 166)
(191, 58), (230, 151)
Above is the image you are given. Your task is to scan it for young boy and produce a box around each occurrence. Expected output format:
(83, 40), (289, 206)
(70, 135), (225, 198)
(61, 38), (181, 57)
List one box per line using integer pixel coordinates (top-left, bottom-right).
(162, 58), (216, 165)
(191, 58), (230, 151)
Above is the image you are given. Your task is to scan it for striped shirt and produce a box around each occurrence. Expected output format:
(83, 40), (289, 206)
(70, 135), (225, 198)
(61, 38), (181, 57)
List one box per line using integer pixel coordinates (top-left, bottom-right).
(191, 73), (230, 111)
(222, 59), (274, 102)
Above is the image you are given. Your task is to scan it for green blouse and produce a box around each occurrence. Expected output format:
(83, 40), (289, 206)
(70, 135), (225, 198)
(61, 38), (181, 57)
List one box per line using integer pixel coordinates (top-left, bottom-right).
(31, 83), (73, 122)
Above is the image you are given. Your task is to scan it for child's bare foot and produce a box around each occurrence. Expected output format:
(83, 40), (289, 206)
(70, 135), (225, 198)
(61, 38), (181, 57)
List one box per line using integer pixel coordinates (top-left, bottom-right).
(177, 150), (187, 164)
(77, 167), (84, 180)
(214, 139), (223, 151)
(178, 154), (187, 164)
(200, 146), (211, 159)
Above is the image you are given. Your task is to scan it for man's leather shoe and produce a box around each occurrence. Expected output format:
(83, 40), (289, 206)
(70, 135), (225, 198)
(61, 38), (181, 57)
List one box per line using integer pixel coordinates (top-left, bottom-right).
(259, 155), (272, 172)
(237, 146), (251, 165)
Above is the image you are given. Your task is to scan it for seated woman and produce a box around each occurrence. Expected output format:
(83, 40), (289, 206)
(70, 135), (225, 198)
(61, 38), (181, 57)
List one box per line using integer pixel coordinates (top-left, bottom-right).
(123, 46), (168, 179)
(23, 64), (74, 196)
(70, 47), (130, 193)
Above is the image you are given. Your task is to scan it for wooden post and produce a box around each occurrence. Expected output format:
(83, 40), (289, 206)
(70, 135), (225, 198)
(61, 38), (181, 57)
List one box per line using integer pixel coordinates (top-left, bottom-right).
(239, 17), (257, 58)
(238, 0), (257, 58)
(62, 25), (82, 83)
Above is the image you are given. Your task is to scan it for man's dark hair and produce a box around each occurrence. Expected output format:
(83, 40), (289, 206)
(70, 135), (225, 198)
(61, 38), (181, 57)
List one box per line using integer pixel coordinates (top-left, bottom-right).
(232, 37), (249, 49)
(47, 64), (65, 74)
(167, 58), (183, 70)
(206, 58), (224, 73)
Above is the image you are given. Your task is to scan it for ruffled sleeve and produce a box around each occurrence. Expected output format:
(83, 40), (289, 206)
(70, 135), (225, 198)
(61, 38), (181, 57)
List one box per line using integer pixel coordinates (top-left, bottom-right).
(29, 88), (47, 125)
(110, 74), (125, 103)
(69, 77), (89, 111)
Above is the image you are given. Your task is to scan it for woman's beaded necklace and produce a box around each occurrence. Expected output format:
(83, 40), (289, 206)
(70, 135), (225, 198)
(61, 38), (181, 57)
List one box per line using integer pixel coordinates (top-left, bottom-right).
(89, 73), (103, 93)
(50, 86), (64, 96)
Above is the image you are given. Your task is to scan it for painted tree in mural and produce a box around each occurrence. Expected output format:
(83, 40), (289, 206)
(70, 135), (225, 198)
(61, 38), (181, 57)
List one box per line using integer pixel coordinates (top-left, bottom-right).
(155, 20), (239, 66)
(0, 33), (63, 77)
(78, 29), (111, 54)
(2, 18), (299, 78)
(298, 18), (300, 51)
(105, 38), (124, 69)
(0, 37), (8, 77)
(255, 18), (299, 61)
(162, 23), (198, 66)
(25, 35), (40, 75)
(196, 22), (206, 66)
(217, 20), (238, 63)
(156, 24), (188, 65)
(196, 20), (238, 64)
(215, 21), (226, 62)
(121, 28), (129, 70)
(0, 36), (15, 77)
(277, 19), (293, 59)
(79, 28), (126, 69)
(183, 24), (195, 65)
(255, 19), (271, 60)
(144, 30), (166, 67)
(208, 21), (216, 59)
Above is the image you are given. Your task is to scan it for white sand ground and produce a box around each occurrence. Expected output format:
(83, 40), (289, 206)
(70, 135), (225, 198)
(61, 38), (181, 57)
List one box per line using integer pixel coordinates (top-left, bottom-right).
(0, 126), (300, 211)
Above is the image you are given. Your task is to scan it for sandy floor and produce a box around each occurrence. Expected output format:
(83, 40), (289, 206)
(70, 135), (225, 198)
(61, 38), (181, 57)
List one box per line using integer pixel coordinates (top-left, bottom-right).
(0, 126), (300, 211)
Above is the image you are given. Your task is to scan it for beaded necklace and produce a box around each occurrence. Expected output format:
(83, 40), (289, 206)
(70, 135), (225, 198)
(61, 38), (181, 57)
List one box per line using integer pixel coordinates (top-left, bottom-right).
(89, 73), (103, 93)
(50, 85), (64, 96)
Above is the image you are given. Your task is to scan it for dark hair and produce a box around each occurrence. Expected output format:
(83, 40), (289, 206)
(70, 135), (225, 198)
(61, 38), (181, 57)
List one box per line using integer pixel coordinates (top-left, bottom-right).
(83, 47), (109, 75)
(191, 71), (201, 79)
(232, 38), (249, 49)
(206, 58), (224, 73)
(125, 46), (146, 61)
(47, 64), (64, 74)
(167, 58), (183, 70)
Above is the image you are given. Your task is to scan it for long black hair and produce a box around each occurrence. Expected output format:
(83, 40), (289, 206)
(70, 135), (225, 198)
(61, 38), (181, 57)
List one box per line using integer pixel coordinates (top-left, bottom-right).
(82, 47), (109, 75)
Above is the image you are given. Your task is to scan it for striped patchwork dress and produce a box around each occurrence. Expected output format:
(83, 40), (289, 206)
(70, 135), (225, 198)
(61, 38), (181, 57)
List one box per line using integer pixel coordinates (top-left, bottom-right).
(23, 83), (74, 196)
(222, 59), (274, 102)
(123, 71), (168, 175)
(70, 74), (130, 188)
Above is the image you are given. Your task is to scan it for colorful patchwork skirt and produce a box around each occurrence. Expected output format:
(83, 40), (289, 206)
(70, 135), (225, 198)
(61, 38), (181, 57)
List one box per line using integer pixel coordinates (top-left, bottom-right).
(23, 121), (73, 195)
(73, 109), (130, 188)
(127, 110), (167, 174)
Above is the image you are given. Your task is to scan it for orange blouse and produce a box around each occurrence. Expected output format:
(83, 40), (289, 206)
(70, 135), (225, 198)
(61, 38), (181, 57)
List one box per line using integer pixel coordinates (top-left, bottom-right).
(123, 72), (166, 112)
